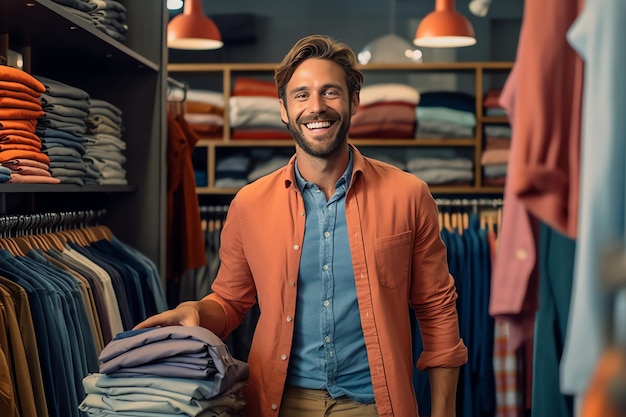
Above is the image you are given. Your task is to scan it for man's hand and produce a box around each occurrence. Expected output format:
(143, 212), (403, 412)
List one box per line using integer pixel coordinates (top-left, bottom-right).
(133, 301), (202, 330)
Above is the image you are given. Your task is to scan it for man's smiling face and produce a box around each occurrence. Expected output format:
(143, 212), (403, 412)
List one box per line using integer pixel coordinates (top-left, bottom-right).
(279, 58), (359, 158)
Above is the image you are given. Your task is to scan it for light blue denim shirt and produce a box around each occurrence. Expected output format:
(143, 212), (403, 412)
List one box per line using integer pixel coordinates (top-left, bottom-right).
(286, 150), (374, 403)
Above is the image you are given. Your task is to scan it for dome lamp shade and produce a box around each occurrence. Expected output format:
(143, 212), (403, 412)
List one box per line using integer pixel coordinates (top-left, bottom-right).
(167, 0), (223, 50)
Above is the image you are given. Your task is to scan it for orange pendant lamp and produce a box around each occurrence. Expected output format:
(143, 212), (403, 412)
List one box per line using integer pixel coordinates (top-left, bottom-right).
(167, 0), (223, 50)
(414, 0), (476, 48)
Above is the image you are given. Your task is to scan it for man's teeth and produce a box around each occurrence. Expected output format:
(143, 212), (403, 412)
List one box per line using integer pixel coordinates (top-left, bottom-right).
(306, 121), (331, 129)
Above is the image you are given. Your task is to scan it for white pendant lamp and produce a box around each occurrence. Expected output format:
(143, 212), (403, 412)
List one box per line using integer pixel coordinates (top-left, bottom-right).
(358, 0), (423, 65)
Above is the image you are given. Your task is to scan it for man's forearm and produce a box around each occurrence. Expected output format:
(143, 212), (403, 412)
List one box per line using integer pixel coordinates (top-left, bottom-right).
(198, 298), (228, 337)
(428, 366), (460, 417)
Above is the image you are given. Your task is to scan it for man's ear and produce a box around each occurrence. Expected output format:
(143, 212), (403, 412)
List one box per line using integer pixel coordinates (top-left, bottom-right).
(351, 91), (360, 116)
(279, 99), (289, 124)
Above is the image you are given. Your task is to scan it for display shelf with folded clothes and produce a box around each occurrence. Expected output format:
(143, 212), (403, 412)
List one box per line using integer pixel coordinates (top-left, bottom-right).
(229, 77), (290, 140)
(480, 125), (511, 187)
(168, 62), (514, 195)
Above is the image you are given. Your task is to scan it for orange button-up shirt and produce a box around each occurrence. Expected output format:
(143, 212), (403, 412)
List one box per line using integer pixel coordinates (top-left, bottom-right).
(204, 144), (467, 417)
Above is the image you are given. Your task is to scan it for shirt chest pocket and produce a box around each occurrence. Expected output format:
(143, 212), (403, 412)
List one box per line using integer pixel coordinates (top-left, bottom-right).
(374, 231), (412, 288)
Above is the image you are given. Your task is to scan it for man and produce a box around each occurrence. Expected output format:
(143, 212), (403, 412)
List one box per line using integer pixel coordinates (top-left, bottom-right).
(136, 34), (467, 417)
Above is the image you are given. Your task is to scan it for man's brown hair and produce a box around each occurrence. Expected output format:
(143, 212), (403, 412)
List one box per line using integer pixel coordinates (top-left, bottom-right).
(274, 34), (364, 102)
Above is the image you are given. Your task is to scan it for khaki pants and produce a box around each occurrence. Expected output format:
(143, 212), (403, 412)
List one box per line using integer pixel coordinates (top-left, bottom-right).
(278, 386), (378, 417)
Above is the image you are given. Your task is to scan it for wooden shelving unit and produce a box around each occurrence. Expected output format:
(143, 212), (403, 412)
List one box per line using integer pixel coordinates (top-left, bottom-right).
(169, 61), (513, 196)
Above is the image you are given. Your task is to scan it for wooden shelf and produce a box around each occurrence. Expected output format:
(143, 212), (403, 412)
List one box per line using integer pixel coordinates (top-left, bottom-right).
(171, 61), (514, 195)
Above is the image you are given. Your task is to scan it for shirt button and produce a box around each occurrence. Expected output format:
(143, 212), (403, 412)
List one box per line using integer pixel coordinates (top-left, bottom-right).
(324, 336), (331, 343)
(293, 245), (300, 251)
(271, 404), (278, 410)
(516, 249), (528, 261)
(323, 264), (329, 271)
(281, 354), (288, 360)
(324, 231), (330, 238)
(289, 281), (296, 287)
(323, 300), (330, 307)
(286, 316), (293, 322)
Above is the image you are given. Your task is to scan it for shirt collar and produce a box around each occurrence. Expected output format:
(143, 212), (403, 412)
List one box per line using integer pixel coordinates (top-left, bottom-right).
(294, 149), (354, 193)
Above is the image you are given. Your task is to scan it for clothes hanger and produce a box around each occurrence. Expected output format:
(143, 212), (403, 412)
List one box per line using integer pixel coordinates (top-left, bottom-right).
(50, 230), (69, 251)
(4, 237), (25, 256)
(450, 210), (458, 232)
(79, 210), (101, 243)
(7, 216), (32, 256)
(0, 216), (23, 256)
(443, 211), (453, 232)
(93, 224), (113, 240)
(42, 213), (64, 251)
(39, 213), (67, 252)
(487, 214), (495, 235)
(54, 212), (86, 247)
(27, 214), (51, 251)
(64, 228), (89, 247)
(457, 212), (465, 235)
(0, 236), (20, 256)
(13, 235), (36, 254)
(2, 216), (27, 256)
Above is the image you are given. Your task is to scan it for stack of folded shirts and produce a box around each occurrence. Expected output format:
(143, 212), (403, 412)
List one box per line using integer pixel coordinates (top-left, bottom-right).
(49, 0), (128, 43)
(0, 66), (59, 184)
(214, 153), (251, 188)
(350, 83), (419, 139)
(481, 124), (512, 186)
(88, 0), (128, 43)
(361, 148), (407, 171)
(483, 88), (507, 117)
(229, 77), (289, 140)
(246, 151), (291, 183)
(35, 75), (91, 185)
(83, 99), (127, 185)
(184, 89), (225, 138)
(0, 165), (10, 183)
(416, 91), (476, 138)
(79, 325), (249, 417)
(405, 148), (474, 186)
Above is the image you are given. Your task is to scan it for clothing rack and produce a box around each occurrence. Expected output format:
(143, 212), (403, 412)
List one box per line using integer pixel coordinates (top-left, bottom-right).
(200, 204), (230, 218)
(435, 197), (504, 210)
(434, 198), (503, 234)
(0, 209), (106, 237)
(0, 206), (168, 417)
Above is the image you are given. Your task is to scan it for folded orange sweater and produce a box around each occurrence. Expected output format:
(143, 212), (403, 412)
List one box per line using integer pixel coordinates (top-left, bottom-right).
(0, 66), (45, 94)
(0, 89), (44, 105)
(0, 119), (37, 131)
(0, 149), (49, 165)
(0, 80), (43, 97)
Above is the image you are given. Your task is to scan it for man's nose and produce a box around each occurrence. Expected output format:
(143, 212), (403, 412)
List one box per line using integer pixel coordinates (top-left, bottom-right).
(308, 93), (326, 113)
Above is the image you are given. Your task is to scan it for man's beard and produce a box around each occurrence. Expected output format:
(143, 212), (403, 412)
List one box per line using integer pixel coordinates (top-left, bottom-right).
(285, 109), (351, 158)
